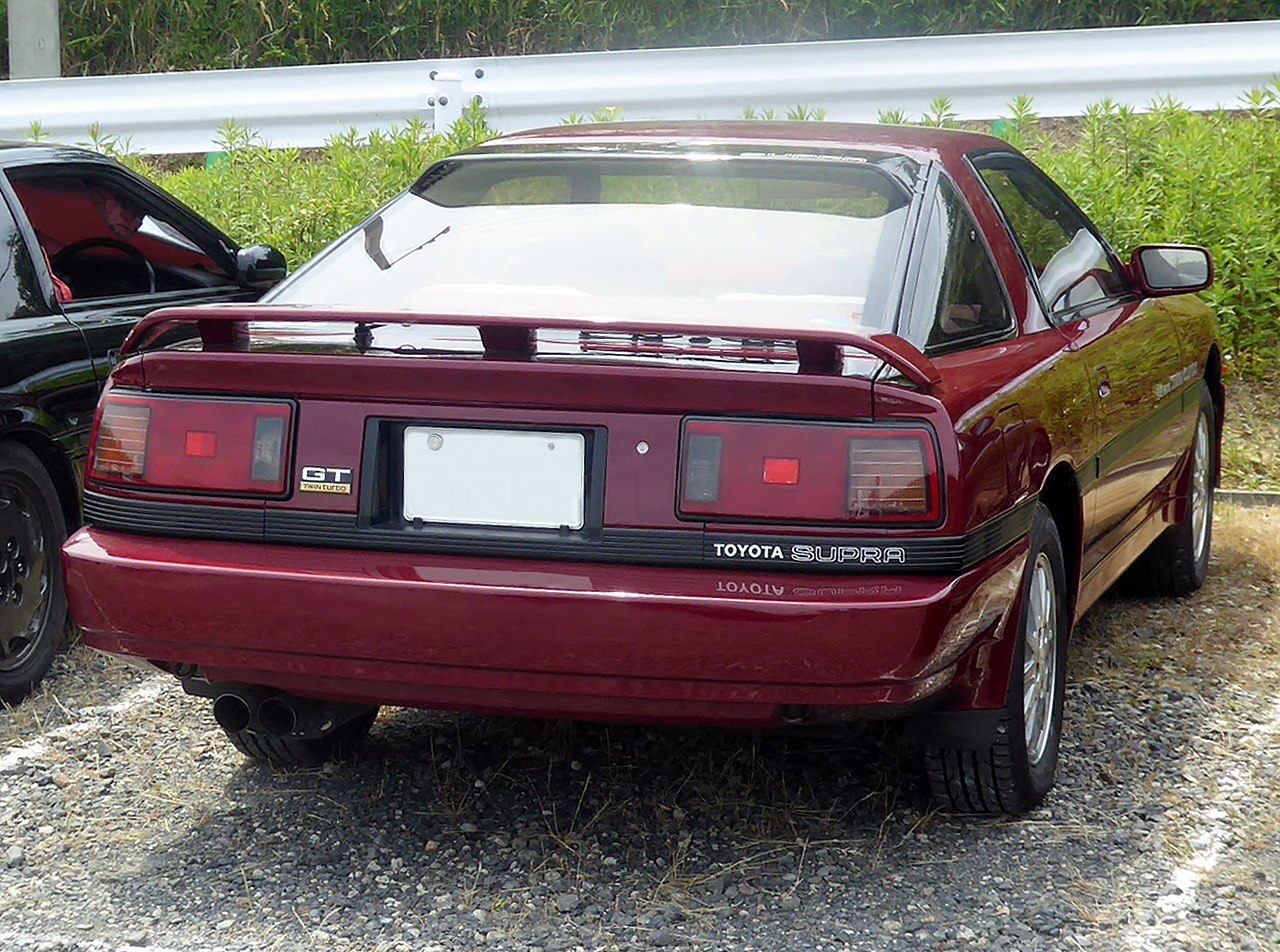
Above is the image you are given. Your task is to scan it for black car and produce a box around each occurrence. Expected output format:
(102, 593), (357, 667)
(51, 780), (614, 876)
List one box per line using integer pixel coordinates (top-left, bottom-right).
(0, 141), (286, 704)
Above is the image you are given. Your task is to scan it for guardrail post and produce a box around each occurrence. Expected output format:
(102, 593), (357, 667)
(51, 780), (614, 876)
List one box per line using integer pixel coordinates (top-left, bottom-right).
(7, 0), (62, 78)
(429, 71), (464, 133)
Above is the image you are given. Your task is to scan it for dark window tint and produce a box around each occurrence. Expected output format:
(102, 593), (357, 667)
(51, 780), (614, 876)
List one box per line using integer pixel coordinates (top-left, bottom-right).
(0, 193), (48, 318)
(421, 156), (908, 220)
(5, 170), (231, 301)
(974, 156), (1127, 315)
(902, 177), (1011, 351)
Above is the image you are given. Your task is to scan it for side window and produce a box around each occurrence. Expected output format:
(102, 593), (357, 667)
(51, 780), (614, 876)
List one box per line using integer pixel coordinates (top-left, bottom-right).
(0, 193), (49, 319)
(902, 176), (1012, 352)
(4, 170), (232, 302)
(973, 156), (1128, 316)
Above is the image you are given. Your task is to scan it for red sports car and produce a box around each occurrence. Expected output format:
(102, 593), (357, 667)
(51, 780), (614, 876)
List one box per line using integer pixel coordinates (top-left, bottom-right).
(61, 122), (1220, 814)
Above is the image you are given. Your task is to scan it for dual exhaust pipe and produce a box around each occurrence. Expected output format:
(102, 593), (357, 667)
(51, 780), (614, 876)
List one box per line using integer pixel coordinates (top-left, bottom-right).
(213, 692), (300, 737)
(210, 687), (366, 740)
(176, 673), (368, 740)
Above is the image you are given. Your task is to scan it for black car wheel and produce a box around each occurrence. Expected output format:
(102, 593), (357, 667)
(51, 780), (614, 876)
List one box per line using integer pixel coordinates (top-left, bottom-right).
(0, 443), (67, 706)
(925, 503), (1069, 814)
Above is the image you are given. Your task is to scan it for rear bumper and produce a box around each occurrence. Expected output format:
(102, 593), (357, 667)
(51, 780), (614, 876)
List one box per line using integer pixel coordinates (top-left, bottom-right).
(64, 527), (1029, 726)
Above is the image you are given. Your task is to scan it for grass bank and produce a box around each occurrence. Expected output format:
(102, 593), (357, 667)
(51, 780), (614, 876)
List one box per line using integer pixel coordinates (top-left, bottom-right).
(116, 90), (1280, 375)
(3, 1), (1276, 77)
(1223, 378), (1280, 491)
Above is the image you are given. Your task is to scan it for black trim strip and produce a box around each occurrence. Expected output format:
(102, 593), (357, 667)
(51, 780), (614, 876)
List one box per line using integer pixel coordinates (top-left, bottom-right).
(83, 492), (1037, 576)
(703, 497), (1035, 572)
(269, 510), (702, 564)
(1096, 390), (1186, 477)
(83, 491), (264, 540)
(1073, 380), (1202, 497)
(1075, 457), (1098, 496)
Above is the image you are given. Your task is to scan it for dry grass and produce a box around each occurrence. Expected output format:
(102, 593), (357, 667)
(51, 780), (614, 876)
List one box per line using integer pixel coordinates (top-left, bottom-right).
(1076, 504), (1280, 687)
(0, 641), (145, 745)
(1221, 375), (1280, 492)
(1070, 504), (1280, 947)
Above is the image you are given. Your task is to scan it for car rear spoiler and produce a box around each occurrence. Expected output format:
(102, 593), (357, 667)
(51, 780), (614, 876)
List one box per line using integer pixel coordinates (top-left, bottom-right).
(121, 305), (941, 388)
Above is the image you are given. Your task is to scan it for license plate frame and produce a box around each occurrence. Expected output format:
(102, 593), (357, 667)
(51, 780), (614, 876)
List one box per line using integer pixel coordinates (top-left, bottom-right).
(402, 426), (586, 529)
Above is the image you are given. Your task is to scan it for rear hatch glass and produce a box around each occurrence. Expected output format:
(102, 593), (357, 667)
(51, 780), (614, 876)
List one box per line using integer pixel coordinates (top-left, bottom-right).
(262, 153), (916, 371)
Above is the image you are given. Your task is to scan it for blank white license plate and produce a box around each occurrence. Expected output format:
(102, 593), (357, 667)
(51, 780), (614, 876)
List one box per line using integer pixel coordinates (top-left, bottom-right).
(403, 427), (585, 529)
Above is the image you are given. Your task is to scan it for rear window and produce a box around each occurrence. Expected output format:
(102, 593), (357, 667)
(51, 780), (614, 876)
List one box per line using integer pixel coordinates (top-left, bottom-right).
(267, 154), (914, 332)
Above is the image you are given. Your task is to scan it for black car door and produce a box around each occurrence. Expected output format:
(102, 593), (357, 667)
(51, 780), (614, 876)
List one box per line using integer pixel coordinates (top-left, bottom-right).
(0, 188), (99, 477)
(3, 162), (256, 385)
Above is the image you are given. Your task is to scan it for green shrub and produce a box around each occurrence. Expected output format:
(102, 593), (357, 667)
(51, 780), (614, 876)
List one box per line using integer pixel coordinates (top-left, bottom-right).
(142, 104), (494, 270)
(119, 91), (1280, 375)
(1007, 90), (1280, 371)
(4, 0), (1278, 77)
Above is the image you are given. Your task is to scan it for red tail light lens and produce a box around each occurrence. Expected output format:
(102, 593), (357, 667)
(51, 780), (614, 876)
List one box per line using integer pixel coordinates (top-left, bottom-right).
(679, 418), (940, 524)
(763, 457), (801, 486)
(89, 392), (292, 495)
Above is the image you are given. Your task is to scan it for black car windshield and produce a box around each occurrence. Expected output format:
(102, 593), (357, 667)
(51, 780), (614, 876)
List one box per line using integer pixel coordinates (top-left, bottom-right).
(267, 154), (913, 333)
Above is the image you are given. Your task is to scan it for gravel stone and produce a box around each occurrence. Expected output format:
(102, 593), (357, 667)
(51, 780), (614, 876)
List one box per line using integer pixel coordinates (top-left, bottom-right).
(2, 514), (1279, 952)
(555, 893), (581, 913)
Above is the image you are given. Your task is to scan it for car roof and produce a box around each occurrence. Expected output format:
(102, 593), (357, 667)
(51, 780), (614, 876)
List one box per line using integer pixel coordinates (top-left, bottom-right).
(0, 140), (120, 169)
(474, 120), (1014, 165)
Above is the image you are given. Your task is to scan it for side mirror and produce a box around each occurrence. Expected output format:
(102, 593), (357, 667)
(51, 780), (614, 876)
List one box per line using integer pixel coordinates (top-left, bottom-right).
(1129, 244), (1213, 297)
(235, 245), (288, 289)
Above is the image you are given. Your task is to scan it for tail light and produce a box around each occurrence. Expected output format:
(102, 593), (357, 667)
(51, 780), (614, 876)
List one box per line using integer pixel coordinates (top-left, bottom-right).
(679, 418), (940, 524)
(89, 392), (292, 495)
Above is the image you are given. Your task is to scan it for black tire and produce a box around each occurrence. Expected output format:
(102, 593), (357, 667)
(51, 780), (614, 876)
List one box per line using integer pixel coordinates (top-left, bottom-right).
(925, 503), (1069, 814)
(222, 707), (379, 768)
(1122, 387), (1215, 598)
(0, 443), (68, 706)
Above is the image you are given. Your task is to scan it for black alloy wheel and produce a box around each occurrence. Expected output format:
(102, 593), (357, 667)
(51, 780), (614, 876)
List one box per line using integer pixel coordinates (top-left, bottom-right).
(0, 444), (67, 706)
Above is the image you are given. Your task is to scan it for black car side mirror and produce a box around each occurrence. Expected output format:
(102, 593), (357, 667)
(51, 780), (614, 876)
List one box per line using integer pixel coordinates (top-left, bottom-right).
(235, 245), (288, 289)
(1129, 244), (1213, 297)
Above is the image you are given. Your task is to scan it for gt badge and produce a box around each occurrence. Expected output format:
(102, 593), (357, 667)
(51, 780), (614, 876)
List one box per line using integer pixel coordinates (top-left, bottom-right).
(299, 465), (353, 494)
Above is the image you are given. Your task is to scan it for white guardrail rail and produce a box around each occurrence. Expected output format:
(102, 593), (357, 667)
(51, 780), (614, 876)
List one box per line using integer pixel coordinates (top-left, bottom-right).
(1, 20), (1279, 154)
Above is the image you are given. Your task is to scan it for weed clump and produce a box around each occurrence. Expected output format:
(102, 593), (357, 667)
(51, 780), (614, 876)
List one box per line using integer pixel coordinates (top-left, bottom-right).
(1000, 88), (1280, 372)
(134, 104), (495, 273)
(28, 1), (1280, 77)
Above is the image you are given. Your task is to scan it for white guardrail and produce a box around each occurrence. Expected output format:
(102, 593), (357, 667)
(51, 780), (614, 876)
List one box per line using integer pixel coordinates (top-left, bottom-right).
(1, 20), (1279, 154)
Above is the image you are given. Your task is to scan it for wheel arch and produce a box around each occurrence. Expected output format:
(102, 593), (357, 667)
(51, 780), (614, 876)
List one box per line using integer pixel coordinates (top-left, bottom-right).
(1035, 462), (1082, 622)
(1, 427), (81, 534)
(1204, 345), (1224, 487)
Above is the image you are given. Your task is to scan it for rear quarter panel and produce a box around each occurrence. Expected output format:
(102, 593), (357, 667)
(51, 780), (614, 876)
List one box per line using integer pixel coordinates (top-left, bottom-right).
(926, 149), (1095, 533)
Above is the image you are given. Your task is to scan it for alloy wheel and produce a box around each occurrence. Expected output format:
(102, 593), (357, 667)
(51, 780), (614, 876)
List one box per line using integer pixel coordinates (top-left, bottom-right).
(1022, 552), (1058, 766)
(0, 479), (50, 673)
(1191, 413), (1211, 563)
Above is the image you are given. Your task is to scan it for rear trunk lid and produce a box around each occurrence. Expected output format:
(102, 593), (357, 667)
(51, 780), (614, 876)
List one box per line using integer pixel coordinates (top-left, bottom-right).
(102, 305), (952, 560)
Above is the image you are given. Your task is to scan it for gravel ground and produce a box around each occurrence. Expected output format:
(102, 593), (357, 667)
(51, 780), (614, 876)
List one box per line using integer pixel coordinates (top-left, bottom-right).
(2, 506), (1278, 952)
